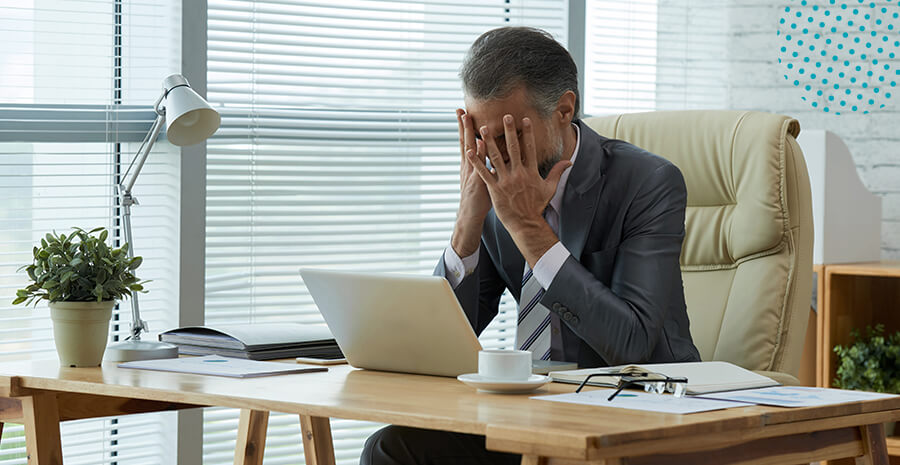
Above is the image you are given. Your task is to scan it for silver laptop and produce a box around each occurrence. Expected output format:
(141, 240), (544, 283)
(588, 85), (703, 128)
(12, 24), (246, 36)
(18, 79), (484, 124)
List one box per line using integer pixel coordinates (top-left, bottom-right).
(300, 268), (482, 377)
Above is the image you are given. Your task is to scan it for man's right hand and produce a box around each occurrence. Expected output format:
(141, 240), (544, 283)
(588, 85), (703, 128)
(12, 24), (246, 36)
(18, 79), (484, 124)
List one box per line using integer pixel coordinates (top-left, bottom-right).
(451, 108), (491, 258)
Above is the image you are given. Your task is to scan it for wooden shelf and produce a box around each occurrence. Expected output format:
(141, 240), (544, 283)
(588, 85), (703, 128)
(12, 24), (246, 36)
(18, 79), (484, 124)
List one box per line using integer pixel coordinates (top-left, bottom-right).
(816, 261), (900, 389)
(826, 261), (900, 278)
(813, 262), (900, 461)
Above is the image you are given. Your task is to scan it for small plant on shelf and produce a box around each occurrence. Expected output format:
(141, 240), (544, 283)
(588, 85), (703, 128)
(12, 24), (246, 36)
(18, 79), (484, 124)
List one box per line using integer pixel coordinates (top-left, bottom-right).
(833, 324), (900, 394)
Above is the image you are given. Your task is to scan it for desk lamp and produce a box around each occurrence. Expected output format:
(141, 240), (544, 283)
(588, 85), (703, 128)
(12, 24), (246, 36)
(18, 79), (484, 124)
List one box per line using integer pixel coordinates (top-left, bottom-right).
(105, 74), (220, 362)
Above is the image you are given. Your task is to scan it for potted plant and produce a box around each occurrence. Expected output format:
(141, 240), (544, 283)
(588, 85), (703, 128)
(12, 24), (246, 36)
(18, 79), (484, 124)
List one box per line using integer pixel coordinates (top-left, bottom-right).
(833, 324), (900, 436)
(13, 227), (147, 367)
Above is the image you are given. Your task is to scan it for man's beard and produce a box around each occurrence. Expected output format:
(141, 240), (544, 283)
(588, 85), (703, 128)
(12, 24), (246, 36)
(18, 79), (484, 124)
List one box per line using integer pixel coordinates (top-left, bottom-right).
(537, 133), (565, 179)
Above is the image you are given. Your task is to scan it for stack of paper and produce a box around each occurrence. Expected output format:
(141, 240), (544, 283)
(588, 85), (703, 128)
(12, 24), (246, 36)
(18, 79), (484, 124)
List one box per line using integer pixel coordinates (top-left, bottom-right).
(159, 323), (343, 360)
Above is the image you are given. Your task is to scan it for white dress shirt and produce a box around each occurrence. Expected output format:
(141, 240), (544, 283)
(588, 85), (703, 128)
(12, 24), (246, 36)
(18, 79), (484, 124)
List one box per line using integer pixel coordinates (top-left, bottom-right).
(444, 123), (581, 290)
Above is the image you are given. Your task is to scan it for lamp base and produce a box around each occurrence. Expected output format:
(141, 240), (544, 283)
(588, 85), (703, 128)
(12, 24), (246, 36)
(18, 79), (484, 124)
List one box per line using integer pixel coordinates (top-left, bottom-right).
(105, 340), (179, 362)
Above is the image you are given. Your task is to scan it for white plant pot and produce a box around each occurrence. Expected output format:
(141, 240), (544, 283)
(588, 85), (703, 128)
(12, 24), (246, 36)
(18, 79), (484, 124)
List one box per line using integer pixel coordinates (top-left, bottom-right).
(49, 301), (115, 367)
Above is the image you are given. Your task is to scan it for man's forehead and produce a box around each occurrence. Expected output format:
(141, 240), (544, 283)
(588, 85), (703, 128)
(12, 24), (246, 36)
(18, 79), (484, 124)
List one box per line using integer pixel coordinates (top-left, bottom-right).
(464, 88), (534, 119)
(464, 104), (531, 128)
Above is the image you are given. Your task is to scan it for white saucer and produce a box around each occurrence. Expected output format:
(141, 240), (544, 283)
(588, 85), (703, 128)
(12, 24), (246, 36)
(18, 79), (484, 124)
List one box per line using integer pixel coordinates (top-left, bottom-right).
(457, 373), (552, 394)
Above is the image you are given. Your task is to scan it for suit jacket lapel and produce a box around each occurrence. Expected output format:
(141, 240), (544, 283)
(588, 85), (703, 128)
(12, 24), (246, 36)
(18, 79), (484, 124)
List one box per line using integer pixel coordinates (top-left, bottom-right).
(501, 230), (526, 299)
(560, 120), (608, 261)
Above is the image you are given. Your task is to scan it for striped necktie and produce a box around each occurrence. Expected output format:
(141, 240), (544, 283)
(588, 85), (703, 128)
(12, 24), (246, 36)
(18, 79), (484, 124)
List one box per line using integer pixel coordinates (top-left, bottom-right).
(516, 267), (552, 360)
(516, 204), (559, 360)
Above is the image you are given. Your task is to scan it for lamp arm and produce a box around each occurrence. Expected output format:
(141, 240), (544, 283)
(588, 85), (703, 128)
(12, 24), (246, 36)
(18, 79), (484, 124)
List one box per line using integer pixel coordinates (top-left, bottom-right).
(117, 112), (165, 341)
(121, 113), (165, 196)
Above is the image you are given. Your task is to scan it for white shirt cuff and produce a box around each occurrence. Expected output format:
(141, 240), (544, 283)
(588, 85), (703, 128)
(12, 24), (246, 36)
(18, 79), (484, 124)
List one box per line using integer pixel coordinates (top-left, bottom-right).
(443, 245), (480, 289)
(532, 241), (570, 289)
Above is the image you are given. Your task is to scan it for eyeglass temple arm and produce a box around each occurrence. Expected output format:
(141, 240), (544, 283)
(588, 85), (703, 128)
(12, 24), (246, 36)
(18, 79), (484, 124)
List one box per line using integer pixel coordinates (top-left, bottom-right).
(575, 372), (649, 393)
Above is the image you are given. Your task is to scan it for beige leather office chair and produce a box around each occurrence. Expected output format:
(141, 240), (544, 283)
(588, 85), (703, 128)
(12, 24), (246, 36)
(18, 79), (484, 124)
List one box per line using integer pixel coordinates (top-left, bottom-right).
(585, 111), (813, 384)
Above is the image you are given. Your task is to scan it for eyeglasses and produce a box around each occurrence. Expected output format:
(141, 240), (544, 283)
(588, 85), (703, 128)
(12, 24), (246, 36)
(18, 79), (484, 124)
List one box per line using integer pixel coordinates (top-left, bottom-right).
(575, 372), (689, 401)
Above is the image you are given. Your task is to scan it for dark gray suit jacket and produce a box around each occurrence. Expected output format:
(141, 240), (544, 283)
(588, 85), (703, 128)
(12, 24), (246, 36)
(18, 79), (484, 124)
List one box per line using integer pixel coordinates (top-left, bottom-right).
(437, 120), (700, 368)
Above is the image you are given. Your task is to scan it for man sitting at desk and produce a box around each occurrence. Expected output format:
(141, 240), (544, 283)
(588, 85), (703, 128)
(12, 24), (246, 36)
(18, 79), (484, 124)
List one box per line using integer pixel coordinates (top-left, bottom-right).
(361, 26), (700, 465)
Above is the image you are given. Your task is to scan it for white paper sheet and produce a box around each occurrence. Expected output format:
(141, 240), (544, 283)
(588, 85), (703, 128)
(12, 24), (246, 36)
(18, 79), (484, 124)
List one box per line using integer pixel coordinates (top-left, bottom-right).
(696, 386), (898, 407)
(118, 355), (328, 378)
(532, 388), (748, 414)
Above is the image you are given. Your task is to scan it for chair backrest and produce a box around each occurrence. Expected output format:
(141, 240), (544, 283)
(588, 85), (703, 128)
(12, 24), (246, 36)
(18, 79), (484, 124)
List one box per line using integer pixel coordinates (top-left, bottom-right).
(584, 111), (813, 378)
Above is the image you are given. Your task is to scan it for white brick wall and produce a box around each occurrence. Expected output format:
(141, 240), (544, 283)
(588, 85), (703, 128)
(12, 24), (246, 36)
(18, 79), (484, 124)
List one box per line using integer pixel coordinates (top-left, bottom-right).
(724, 1), (900, 259)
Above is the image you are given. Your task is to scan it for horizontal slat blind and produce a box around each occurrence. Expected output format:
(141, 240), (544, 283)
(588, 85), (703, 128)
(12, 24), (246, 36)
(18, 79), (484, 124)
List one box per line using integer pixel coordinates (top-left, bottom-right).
(654, 0), (728, 110)
(584, 0), (729, 115)
(0, 105), (159, 143)
(0, 1), (180, 463)
(585, 0), (659, 114)
(205, 1), (565, 463)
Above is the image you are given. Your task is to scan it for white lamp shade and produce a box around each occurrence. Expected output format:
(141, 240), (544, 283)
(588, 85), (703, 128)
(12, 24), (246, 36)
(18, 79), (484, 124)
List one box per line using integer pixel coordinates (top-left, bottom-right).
(164, 84), (221, 146)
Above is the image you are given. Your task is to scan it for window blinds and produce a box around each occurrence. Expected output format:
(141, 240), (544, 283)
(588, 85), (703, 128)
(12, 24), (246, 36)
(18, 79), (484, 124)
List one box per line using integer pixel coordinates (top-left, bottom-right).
(205, 1), (567, 463)
(0, 1), (180, 463)
(584, 0), (729, 115)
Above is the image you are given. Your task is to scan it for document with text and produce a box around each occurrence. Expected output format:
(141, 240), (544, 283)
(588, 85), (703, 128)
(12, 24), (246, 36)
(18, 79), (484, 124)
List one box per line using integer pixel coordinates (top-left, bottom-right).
(532, 389), (748, 414)
(696, 386), (898, 407)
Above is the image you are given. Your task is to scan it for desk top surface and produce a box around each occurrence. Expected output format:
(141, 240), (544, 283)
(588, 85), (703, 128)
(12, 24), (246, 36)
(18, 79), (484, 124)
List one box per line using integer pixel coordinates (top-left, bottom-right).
(2, 359), (899, 459)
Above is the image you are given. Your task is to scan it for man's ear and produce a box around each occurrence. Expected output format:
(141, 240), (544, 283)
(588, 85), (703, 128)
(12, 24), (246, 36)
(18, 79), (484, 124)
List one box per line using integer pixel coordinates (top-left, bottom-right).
(555, 91), (577, 125)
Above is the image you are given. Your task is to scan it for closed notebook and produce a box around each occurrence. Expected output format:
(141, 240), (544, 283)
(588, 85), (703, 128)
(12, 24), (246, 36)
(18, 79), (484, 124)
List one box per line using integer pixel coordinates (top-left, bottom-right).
(550, 361), (779, 395)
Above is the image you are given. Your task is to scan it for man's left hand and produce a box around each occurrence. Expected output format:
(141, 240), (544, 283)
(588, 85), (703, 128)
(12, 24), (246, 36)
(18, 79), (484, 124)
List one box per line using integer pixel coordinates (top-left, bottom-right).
(467, 114), (571, 267)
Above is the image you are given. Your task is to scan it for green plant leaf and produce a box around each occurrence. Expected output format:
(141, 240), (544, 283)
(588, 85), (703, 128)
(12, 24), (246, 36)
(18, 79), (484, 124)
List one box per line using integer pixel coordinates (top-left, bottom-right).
(833, 325), (900, 393)
(12, 296), (26, 305)
(128, 256), (143, 270)
(14, 226), (147, 305)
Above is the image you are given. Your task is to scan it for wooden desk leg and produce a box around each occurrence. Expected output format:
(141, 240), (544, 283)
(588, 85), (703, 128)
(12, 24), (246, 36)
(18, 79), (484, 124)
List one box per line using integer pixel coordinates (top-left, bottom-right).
(520, 456), (547, 465)
(234, 409), (269, 465)
(21, 393), (63, 465)
(520, 457), (620, 465)
(855, 423), (889, 465)
(299, 415), (335, 465)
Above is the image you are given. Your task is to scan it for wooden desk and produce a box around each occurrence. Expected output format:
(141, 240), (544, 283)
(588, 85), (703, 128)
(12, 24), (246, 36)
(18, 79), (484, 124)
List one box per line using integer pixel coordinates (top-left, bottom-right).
(1, 361), (899, 465)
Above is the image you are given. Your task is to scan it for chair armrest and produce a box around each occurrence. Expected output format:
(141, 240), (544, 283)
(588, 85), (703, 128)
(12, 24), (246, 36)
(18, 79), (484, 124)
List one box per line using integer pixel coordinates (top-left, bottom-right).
(754, 370), (802, 386)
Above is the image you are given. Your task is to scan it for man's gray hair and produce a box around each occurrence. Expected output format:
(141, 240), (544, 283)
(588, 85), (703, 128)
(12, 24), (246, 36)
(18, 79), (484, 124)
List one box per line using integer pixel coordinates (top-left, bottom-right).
(460, 27), (580, 119)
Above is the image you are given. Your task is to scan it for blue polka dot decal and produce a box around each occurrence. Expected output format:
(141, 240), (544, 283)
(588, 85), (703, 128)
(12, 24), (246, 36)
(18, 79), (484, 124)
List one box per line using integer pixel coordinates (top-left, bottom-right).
(779, 0), (899, 114)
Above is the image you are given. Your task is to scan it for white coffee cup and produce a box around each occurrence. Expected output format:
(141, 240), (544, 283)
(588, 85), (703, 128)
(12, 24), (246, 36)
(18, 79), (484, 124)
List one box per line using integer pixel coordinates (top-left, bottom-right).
(478, 349), (532, 381)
